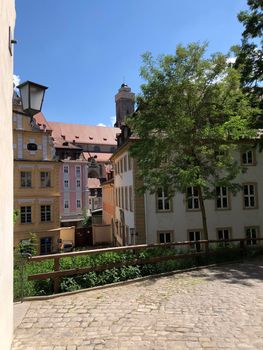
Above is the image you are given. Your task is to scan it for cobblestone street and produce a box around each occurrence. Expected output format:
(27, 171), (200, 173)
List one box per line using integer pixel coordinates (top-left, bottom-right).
(12, 258), (263, 350)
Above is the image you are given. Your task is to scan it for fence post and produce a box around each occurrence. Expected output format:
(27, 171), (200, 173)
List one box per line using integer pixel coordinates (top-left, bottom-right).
(53, 257), (60, 294)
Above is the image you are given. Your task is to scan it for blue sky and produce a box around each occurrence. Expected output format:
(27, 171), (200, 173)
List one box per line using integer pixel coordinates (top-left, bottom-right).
(15, 0), (248, 126)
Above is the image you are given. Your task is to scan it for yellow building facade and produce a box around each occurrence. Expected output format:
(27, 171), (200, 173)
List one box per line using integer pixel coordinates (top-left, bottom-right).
(13, 100), (62, 254)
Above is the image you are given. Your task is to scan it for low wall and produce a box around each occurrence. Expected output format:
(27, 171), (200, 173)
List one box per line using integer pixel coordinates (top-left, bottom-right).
(93, 224), (112, 245)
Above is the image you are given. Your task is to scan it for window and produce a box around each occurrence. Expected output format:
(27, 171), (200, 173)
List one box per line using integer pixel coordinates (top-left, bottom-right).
(64, 180), (69, 188)
(21, 171), (32, 188)
(40, 171), (51, 187)
(217, 228), (231, 246)
(63, 166), (69, 174)
(41, 205), (51, 222)
(187, 187), (199, 210)
(121, 187), (124, 209)
(20, 206), (32, 224)
(125, 187), (128, 210)
(115, 189), (118, 207)
(246, 227), (258, 246)
(76, 166), (81, 178)
(128, 153), (132, 170)
(118, 187), (121, 207)
(158, 231), (172, 244)
(76, 199), (81, 208)
(124, 156), (127, 172)
(243, 184), (257, 208)
(241, 150), (255, 165)
(189, 230), (201, 251)
(216, 186), (229, 209)
(120, 158), (123, 174)
(93, 145), (100, 152)
(156, 188), (171, 211)
(129, 186), (133, 212)
(27, 143), (38, 151)
(76, 179), (81, 188)
(64, 200), (69, 209)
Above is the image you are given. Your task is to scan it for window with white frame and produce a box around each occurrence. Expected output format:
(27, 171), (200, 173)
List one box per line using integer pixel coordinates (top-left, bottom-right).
(189, 230), (201, 251)
(64, 179), (69, 188)
(187, 187), (199, 210)
(63, 165), (69, 175)
(20, 206), (32, 224)
(156, 188), (171, 211)
(243, 184), (257, 208)
(246, 227), (258, 245)
(76, 179), (81, 188)
(40, 171), (51, 187)
(129, 186), (133, 212)
(128, 153), (132, 170)
(76, 199), (81, 208)
(41, 205), (51, 222)
(158, 231), (172, 243)
(216, 186), (229, 209)
(64, 200), (69, 209)
(76, 166), (81, 178)
(241, 150), (255, 165)
(125, 186), (128, 210)
(124, 155), (127, 172)
(21, 171), (32, 188)
(217, 228), (231, 246)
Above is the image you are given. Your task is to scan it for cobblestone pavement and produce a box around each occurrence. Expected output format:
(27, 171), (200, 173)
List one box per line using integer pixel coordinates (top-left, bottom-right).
(12, 258), (263, 350)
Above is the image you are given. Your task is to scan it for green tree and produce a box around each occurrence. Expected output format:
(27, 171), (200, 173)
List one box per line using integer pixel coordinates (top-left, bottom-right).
(233, 0), (262, 88)
(127, 43), (257, 241)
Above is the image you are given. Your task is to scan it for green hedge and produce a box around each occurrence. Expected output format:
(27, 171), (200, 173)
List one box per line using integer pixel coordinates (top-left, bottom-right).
(14, 244), (263, 299)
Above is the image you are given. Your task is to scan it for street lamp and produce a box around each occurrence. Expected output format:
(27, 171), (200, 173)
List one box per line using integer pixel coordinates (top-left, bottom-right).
(17, 80), (48, 117)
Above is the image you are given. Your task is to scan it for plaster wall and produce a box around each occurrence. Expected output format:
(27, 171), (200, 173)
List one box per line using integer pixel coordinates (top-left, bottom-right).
(0, 1), (16, 348)
(146, 150), (263, 244)
(114, 150), (135, 230)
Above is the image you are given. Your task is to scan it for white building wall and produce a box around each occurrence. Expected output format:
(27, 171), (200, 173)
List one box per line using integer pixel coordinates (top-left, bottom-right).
(114, 150), (135, 243)
(0, 1), (16, 349)
(146, 150), (263, 244)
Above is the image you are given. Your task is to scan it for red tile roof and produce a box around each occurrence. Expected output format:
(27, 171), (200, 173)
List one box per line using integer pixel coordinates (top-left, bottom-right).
(49, 122), (120, 145)
(33, 112), (52, 131)
(83, 152), (112, 162)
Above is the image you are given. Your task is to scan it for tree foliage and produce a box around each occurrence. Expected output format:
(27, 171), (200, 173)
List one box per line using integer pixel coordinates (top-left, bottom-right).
(233, 0), (262, 88)
(127, 43), (257, 240)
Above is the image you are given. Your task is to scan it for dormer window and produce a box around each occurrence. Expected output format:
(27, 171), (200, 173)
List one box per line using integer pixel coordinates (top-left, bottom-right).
(27, 143), (38, 151)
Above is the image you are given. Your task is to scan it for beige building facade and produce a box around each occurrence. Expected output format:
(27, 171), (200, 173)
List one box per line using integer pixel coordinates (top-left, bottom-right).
(13, 104), (64, 254)
(0, 0), (16, 348)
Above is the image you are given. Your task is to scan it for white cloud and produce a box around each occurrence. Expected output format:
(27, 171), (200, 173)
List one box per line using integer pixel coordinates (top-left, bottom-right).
(13, 74), (20, 87)
(97, 116), (116, 128)
(13, 74), (20, 93)
(227, 57), (236, 64)
(110, 116), (116, 127)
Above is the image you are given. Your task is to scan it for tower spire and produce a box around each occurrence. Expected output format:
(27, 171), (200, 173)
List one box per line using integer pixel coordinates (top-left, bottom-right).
(114, 83), (135, 128)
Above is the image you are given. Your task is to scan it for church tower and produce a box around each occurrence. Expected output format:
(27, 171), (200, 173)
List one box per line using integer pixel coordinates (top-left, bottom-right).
(115, 83), (135, 127)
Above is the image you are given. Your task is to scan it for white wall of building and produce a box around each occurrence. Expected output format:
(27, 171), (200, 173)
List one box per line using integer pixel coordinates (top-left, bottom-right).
(0, 0), (16, 348)
(114, 150), (135, 244)
(146, 149), (263, 244)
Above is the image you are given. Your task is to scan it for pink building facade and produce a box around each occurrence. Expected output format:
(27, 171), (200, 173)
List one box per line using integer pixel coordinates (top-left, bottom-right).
(60, 159), (88, 225)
